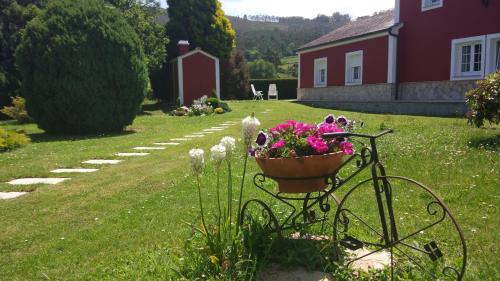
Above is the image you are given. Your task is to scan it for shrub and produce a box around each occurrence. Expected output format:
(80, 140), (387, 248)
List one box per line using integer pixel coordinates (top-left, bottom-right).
(206, 97), (220, 109)
(466, 71), (500, 127)
(249, 78), (298, 100)
(214, 107), (224, 114)
(0, 96), (32, 123)
(221, 51), (250, 100)
(0, 128), (30, 152)
(219, 101), (232, 112)
(248, 59), (276, 79)
(15, 0), (148, 134)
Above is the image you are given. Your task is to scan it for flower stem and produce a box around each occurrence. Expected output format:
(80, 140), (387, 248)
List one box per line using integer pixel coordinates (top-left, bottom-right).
(196, 175), (209, 238)
(216, 165), (222, 237)
(227, 160), (233, 239)
(236, 152), (249, 234)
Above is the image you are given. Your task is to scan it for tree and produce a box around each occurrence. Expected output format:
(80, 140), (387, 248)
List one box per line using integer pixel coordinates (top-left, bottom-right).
(220, 51), (250, 99)
(165, 0), (235, 60)
(248, 60), (277, 79)
(16, 0), (148, 133)
(0, 0), (46, 108)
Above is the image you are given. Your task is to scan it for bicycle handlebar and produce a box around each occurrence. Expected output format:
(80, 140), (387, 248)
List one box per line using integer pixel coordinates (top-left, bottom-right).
(322, 129), (393, 140)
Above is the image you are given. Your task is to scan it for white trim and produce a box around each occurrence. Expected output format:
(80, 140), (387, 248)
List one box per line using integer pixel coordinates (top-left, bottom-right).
(421, 0), (443, 11)
(485, 33), (500, 75)
(314, 57), (328, 88)
(395, 0), (400, 23)
(450, 35), (486, 81)
(215, 58), (220, 99)
(297, 32), (388, 55)
(388, 35), (397, 83)
(177, 58), (184, 105)
(178, 49), (219, 61)
(345, 50), (363, 86)
(298, 54), (301, 88)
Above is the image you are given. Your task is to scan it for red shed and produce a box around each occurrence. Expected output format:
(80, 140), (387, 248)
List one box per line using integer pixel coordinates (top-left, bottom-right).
(169, 41), (220, 105)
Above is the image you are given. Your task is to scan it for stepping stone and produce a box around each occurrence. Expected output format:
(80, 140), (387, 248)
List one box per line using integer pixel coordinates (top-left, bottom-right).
(191, 132), (206, 135)
(347, 248), (392, 272)
(133, 147), (165, 150)
(0, 192), (28, 200)
(211, 127), (226, 129)
(7, 178), (70, 185)
(203, 129), (224, 132)
(83, 160), (122, 165)
(184, 135), (204, 138)
(51, 168), (99, 173)
(154, 142), (180, 146)
(170, 138), (191, 141)
(116, 152), (150, 156)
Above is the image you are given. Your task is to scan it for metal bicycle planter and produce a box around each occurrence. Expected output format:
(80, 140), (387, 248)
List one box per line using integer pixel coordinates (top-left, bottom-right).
(239, 130), (467, 280)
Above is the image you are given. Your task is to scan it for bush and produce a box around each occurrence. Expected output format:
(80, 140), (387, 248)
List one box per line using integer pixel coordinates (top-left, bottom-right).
(249, 78), (298, 100)
(219, 101), (232, 112)
(16, 0), (148, 134)
(206, 97), (220, 109)
(0, 96), (32, 123)
(248, 59), (276, 79)
(0, 128), (30, 152)
(466, 71), (500, 127)
(221, 51), (250, 100)
(214, 107), (224, 114)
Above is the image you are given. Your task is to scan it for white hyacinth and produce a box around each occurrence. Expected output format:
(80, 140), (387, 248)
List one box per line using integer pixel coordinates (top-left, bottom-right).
(220, 136), (236, 158)
(210, 144), (226, 163)
(188, 148), (204, 175)
(242, 114), (261, 147)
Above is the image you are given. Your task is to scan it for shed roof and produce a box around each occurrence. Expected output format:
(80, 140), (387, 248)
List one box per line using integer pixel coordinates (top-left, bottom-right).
(298, 10), (395, 52)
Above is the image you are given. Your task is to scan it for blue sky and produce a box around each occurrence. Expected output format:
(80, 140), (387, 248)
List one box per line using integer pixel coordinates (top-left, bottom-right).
(159, 0), (395, 19)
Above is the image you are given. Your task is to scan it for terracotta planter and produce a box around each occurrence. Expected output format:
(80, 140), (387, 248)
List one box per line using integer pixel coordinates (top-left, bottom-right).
(255, 152), (347, 193)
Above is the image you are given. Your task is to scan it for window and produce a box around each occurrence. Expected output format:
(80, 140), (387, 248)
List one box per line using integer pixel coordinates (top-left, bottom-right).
(422, 0), (443, 11)
(314, 58), (327, 87)
(485, 33), (500, 74)
(451, 36), (485, 80)
(345, 51), (363, 85)
(496, 41), (500, 70)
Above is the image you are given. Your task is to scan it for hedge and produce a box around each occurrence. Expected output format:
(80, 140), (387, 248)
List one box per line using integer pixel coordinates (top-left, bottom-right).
(248, 78), (298, 100)
(16, 0), (148, 134)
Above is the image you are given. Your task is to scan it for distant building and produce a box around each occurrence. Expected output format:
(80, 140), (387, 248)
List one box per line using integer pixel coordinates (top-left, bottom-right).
(168, 41), (220, 105)
(297, 0), (500, 115)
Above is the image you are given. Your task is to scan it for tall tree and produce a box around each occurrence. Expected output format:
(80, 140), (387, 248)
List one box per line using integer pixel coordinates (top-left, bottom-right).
(165, 0), (235, 60)
(0, 0), (45, 108)
(220, 51), (249, 99)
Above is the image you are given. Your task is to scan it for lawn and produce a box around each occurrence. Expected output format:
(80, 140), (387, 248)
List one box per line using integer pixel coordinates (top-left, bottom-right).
(0, 101), (498, 280)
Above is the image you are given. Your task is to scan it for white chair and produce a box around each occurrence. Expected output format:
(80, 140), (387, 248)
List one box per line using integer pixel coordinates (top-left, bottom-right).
(251, 84), (263, 101)
(268, 84), (278, 100)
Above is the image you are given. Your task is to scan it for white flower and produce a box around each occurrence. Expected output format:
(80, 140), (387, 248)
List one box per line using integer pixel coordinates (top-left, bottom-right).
(188, 148), (204, 175)
(210, 144), (226, 163)
(242, 114), (261, 147)
(220, 136), (236, 158)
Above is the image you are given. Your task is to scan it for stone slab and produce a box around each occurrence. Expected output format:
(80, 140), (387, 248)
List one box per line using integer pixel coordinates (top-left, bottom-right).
(7, 178), (70, 185)
(0, 192), (28, 200)
(154, 142), (180, 146)
(83, 160), (122, 165)
(347, 248), (392, 272)
(203, 129), (224, 131)
(116, 152), (150, 156)
(51, 168), (99, 173)
(133, 147), (166, 150)
(170, 138), (191, 141)
(184, 135), (204, 138)
(211, 127), (226, 129)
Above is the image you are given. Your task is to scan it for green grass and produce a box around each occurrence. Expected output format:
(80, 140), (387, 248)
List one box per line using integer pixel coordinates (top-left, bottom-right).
(0, 101), (498, 280)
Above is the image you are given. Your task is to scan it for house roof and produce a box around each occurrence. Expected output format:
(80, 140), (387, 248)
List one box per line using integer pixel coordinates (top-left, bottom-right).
(298, 10), (395, 52)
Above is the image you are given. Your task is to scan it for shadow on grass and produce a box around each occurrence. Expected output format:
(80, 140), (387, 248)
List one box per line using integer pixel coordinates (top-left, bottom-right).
(468, 133), (500, 150)
(28, 130), (136, 143)
(141, 101), (175, 114)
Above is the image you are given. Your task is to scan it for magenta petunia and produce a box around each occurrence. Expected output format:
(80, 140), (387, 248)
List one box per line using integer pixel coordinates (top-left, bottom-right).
(307, 136), (329, 154)
(271, 139), (286, 149)
(339, 141), (354, 155)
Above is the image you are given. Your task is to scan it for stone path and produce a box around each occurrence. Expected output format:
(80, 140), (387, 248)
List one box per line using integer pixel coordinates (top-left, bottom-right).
(8, 178), (71, 185)
(0, 192), (28, 200)
(116, 152), (150, 157)
(171, 138), (192, 141)
(203, 129), (224, 132)
(83, 160), (122, 165)
(184, 135), (204, 138)
(133, 147), (166, 150)
(347, 248), (392, 272)
(51, 168), (99, 173)
(154, 142), (180, 146)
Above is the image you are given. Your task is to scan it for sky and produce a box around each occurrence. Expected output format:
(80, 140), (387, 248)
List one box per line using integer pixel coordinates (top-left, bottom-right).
(159, 0), (395, 19)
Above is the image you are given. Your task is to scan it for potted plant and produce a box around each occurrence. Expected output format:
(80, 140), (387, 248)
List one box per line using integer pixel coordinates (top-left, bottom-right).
(252, 115), (355, 193)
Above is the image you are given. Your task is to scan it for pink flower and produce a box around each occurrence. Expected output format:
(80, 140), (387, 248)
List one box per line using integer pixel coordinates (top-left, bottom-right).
(294, 122), (315, 136)
(307, 136), (329, 154)
(339, 141), (354, 155)
(317, 123), (344, 135)
(271, 139), (286, 149)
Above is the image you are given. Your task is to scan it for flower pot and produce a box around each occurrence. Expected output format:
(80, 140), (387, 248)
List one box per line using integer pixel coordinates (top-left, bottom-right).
(255, 152), (347, 193)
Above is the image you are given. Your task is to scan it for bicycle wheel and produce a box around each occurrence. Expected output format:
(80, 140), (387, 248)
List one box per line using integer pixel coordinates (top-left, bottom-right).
(333, 176), (467, 281)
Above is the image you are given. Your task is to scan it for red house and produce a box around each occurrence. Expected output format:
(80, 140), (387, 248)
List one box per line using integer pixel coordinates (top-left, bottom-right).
(297, 0), (500, 115)
(168, 40), (220, 105)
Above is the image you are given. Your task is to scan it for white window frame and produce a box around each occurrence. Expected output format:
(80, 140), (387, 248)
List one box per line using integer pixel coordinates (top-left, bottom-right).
(314, 57), (327, 88)
(450, 35), (486, 81)
(485, 33), (500, 75)
(421, 0), (443, 11)
(345, 50), (363, 86)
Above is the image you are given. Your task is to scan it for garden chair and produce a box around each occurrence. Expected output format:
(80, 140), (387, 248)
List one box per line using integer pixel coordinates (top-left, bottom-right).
(268, 84), (278, 100)
(251, 84), (263, 101)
